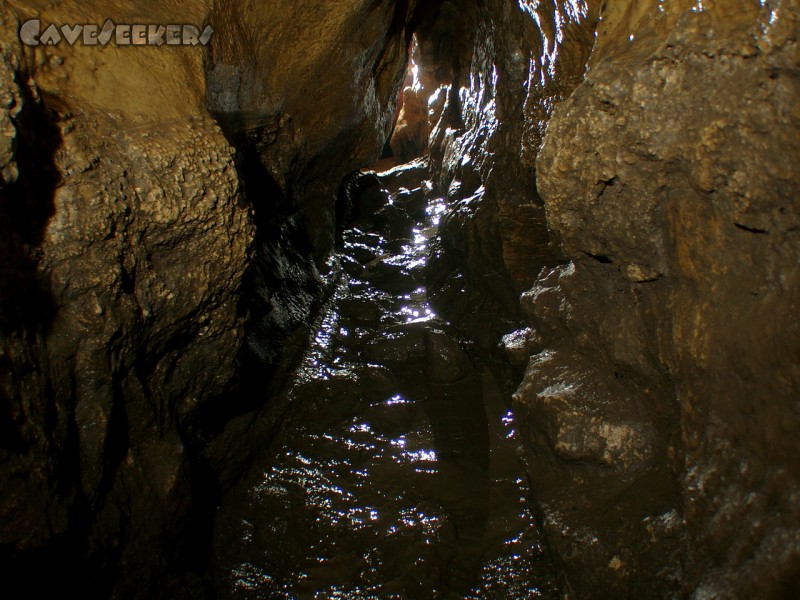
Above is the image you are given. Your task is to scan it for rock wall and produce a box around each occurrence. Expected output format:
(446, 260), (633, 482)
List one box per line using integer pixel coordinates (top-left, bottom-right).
(1, 3), (252, 594)
(517, 0), (800, 596)
(0, 0), (427, 595)
(423, 0), (800, 595)
(421, 0), (599, 343)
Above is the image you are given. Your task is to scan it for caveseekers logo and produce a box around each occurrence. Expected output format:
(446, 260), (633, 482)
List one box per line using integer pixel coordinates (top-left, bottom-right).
(20, 19), (214, 47)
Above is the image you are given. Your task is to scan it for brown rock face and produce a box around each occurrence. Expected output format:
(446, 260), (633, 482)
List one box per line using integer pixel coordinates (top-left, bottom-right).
(419, 0), (599, 343)
(420, 0), (800, 595)
(0, 0), (428, 595)
(519, 0), (800, 596)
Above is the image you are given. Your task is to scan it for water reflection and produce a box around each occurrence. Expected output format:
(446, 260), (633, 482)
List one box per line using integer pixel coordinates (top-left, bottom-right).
(212, 162), (557, 598)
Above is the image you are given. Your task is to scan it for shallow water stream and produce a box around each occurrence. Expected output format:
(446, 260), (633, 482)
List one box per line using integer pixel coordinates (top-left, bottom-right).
(211, 162), (558, 599)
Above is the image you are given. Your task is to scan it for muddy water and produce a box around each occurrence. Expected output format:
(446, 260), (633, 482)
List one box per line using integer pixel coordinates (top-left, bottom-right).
(211, 162), (558, 599)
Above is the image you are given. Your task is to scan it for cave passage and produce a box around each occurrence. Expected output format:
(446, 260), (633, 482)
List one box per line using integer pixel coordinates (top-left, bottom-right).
(210, 159), (558, 598)
(379, 35), (431, 169)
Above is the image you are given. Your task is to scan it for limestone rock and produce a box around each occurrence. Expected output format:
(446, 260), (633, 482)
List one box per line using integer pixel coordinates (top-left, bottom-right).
(501, 327), (540, 367)
(424, 329), (472, 383)
(529, 1), (800, 596)
(0, 0), (432, 594)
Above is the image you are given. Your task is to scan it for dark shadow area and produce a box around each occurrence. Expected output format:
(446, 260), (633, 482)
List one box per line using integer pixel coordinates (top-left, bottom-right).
(176, 115), (337, 592)
(0, 530), (94, 597)
(0, 83), (60, 336)
(0, 78), (63, 538)
(189, 121), (325, 438)
(0, 80), (94, 600)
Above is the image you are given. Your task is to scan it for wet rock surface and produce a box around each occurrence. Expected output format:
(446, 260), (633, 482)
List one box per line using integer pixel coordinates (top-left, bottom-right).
(420, 0), (601, 342)
(417, 0), (800, 596)
(0, 0), (431, 595)
(211, 164), (558, 599)
(523, 1), (800, 597)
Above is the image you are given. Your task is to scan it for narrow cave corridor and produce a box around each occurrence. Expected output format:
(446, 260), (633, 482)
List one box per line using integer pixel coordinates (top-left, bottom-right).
(1, 1), (799, 599)
(207, 16), (560, 595)
(381, 35), (432, 168)
(212, 160), (556, 597)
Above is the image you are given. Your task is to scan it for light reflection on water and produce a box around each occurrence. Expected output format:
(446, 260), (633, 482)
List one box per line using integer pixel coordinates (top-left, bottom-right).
(214, 163), (556, 599)
(220, 364), (553, 598)
(502, 409), (518, 439)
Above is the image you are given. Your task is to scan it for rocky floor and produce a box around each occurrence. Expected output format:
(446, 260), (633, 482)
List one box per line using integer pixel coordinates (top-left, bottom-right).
(210, 161), (558, 598)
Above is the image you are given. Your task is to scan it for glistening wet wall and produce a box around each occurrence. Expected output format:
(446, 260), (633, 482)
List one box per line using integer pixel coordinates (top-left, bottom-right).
(422, 0), (800, 596)
(417, 0), (600, 342)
